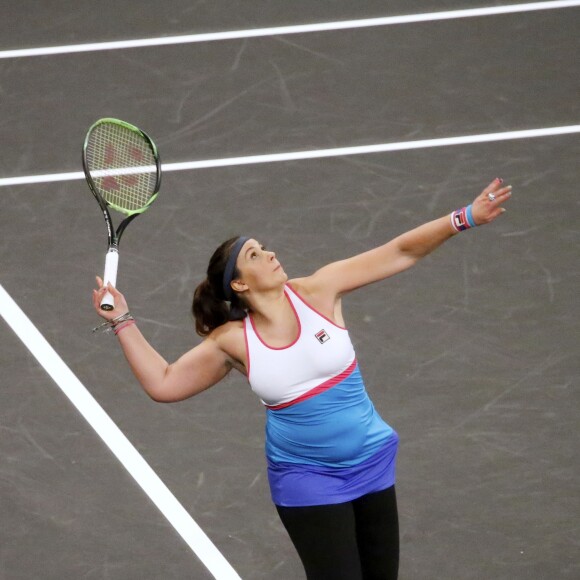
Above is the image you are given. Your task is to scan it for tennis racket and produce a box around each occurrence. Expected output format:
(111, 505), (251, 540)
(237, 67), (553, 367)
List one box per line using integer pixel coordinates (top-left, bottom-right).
(82, 118), (161, 310)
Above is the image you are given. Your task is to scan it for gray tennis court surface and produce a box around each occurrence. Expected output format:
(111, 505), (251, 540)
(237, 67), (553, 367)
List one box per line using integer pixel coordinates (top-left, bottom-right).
(1, 2), (579, 579)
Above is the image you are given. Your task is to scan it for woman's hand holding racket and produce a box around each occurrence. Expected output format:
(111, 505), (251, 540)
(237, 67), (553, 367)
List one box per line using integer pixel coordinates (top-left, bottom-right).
(471, 178), (512, 225)
(92, 276), (129, 322)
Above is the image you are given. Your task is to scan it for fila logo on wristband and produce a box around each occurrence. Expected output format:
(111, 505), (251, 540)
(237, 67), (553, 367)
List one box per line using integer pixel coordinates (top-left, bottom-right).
(450, 205), (476, 232)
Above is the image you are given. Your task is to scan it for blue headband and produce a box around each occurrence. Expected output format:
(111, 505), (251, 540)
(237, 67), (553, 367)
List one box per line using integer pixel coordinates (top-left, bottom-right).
(222, 236), (250, 301)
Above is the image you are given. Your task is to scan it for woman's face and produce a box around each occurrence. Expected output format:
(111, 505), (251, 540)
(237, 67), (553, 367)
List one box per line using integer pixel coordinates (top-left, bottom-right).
(234, 238), (287, 294)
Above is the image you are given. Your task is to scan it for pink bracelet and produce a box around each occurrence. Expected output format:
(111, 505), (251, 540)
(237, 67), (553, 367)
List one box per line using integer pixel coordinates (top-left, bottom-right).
(450, 204), (476, 232)
(114, 320), (136, 336)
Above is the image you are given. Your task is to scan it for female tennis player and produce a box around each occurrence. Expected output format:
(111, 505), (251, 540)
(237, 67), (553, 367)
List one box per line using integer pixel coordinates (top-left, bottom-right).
(92, 178), (511, 579)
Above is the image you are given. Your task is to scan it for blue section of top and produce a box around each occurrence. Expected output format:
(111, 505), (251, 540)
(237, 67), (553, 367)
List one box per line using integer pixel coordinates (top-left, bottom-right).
(267, 434), (399, 506)
(265, 364), (394, 468)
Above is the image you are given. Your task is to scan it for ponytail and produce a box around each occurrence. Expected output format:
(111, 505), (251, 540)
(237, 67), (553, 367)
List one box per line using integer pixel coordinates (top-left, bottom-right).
(192, 279), (229, 336)
(192, 237), (248, 337)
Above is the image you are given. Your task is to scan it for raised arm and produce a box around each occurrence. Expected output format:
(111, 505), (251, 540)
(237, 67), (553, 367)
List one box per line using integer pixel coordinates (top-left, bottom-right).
(92, 279), (234, 403)
(305, 178), (511, 297)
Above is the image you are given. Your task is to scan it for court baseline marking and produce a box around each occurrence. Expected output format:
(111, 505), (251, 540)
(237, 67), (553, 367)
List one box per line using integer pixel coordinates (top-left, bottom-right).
(0, 284), (242, 580)
(1, 1), (579, 59)
(1, 124), (578, 188)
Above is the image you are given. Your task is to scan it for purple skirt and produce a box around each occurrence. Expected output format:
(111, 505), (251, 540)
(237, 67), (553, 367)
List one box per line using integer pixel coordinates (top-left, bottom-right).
(267, 432), (399, 507)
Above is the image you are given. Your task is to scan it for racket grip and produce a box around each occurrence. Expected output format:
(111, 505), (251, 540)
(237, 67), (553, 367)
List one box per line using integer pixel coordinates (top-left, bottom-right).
(101, 249), (119, 311)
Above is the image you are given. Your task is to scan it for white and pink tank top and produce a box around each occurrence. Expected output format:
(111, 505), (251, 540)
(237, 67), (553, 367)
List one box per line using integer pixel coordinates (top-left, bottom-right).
(244, 284), (355, 408)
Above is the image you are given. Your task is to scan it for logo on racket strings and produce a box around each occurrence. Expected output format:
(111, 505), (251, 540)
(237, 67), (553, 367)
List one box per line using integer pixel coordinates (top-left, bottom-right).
(101, 142), (145, 190)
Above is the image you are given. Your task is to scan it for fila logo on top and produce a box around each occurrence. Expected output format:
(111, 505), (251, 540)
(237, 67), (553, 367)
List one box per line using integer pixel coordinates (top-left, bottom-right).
(315, 329), (330, 344)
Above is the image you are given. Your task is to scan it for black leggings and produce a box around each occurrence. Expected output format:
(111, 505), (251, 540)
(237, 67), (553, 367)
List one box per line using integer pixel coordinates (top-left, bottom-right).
(276, 486), (399, 580)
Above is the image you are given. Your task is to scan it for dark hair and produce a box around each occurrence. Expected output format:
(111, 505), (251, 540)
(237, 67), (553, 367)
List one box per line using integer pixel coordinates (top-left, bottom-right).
(192, 236), (248, 336)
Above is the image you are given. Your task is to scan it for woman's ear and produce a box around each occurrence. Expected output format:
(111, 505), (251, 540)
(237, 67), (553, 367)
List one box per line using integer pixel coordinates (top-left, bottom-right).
(231, 279), (248, 294)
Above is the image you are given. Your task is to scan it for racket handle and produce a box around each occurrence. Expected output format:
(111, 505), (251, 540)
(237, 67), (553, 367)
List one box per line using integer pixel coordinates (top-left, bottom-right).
(101, 248), (119, 311)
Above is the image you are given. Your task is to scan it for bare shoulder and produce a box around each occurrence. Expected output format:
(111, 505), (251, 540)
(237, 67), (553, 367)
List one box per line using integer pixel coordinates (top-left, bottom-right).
(288, 277), (312, 295)
(288, 278), (344, 326)
(289, 276), (335, 301)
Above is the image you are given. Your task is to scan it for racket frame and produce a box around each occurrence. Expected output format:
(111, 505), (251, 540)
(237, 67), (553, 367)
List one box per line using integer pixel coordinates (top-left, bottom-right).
(82, 118), (161, 310)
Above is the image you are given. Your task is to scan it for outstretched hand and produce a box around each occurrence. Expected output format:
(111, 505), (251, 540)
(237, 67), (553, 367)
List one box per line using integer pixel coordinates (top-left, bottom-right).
(471, 178), (512, 225)
(92, 276), (129, 321)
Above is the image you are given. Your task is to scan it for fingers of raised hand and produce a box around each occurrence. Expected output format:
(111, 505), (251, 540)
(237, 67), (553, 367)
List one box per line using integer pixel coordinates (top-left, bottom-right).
(472, 178), (512, 224)
(486, 185), (512, 205)
(483, 178), (511, 202)
(485, 177), (503, 193)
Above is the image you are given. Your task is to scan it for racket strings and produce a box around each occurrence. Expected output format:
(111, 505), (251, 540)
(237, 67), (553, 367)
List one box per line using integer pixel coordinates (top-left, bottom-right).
(86, 123), (157, 212)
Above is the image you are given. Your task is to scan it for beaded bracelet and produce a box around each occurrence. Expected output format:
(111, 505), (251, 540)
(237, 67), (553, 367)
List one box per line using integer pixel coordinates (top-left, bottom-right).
(450, 204), (477, 232)
(92, 311), (134, 334)
(113, 320), (136, 336)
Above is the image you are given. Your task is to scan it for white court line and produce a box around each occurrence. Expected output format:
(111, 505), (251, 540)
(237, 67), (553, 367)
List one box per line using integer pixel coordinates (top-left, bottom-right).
(1, 1), (579, 59)
(1, 124), (579, 188)
(0, 284), (241, 580)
